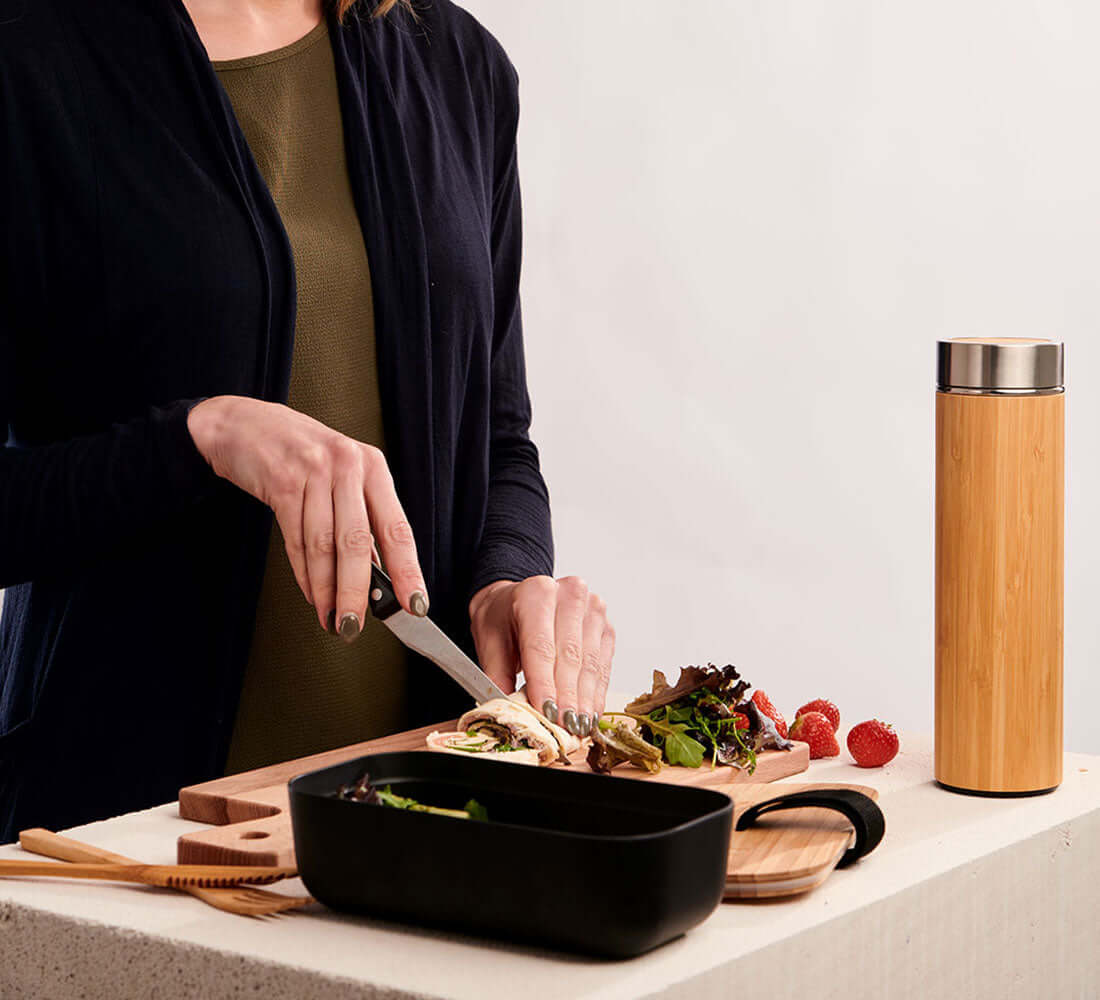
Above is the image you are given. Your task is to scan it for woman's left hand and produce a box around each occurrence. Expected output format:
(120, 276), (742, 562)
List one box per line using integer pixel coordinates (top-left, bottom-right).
(468, 576), (615, 738)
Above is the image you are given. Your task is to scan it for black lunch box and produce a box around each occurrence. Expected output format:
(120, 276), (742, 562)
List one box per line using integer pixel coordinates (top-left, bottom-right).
(288, 751), (733, 958)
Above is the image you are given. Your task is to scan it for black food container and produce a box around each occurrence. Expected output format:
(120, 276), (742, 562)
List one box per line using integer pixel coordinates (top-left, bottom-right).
(289, 751), (733, 958)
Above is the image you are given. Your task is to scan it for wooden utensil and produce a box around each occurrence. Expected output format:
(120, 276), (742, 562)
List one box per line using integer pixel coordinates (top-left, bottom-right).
(177, 719), (810, 867)
(725, 782), (882, 899)
(18, 829), (313, 917)
(0, 859), (296, 888)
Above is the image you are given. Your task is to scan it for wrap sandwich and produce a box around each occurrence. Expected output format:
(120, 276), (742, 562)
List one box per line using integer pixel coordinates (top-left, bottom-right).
(426, 693), (581, 766)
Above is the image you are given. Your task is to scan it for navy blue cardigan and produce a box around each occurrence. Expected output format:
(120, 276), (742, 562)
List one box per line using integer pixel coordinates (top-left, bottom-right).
(0, 0), (553, 839)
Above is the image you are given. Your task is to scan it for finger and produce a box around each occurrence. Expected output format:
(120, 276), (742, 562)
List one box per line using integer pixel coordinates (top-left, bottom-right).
(593, 622), (616, 722)
(273, 498), (312, 609)
(332, 459), (374, 643)
(512, 577), (559, 723)
(552, 575), (589, 737)
(360, 444), (428, 616)
(471, 615), (517, 696)
(302, 473), (337, 633)
(576, 593), (606, 729)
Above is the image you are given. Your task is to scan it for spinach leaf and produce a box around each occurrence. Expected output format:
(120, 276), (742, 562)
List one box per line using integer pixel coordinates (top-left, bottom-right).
(663, 726), (706, 768)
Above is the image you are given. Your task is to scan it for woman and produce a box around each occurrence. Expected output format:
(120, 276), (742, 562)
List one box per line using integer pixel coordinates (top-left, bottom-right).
(0, 0), (614, 840)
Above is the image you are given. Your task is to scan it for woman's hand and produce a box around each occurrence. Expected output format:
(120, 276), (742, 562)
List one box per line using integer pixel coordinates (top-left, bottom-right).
(187, 395), (428, 640)
(468, 576), (615, 737)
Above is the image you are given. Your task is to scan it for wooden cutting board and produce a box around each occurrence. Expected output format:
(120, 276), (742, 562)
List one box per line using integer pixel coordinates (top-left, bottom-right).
(177, 719), (809, 867)
(724, 782), (880, 899)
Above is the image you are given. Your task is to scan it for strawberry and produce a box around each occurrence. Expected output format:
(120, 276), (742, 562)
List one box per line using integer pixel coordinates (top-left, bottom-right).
(795, 698), (840, 733)
(788, 711), (840, 759)
(847, 720), (898, 767)
(731, 711), (750, 731)
(751, 690), (788, 739)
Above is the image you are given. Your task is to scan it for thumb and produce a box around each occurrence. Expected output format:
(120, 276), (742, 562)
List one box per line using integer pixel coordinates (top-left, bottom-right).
(472, 622), (517, 696)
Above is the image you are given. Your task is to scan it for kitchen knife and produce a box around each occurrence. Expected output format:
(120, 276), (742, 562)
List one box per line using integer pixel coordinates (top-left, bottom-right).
(366, 564), (508, 705)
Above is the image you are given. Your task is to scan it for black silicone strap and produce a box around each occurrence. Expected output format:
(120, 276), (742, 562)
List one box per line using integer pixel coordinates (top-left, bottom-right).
(735, 788), (885, 868)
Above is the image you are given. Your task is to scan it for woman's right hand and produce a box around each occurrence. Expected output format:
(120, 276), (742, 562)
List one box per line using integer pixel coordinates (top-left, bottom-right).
(186, 394), (428, 640)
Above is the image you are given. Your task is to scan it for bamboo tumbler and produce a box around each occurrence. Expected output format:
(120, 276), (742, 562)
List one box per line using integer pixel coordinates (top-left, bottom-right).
(934, 338), (1064, 796)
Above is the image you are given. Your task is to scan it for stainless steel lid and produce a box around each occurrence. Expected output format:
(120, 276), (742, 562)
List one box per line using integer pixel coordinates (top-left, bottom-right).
(937, 338), (1064, 395)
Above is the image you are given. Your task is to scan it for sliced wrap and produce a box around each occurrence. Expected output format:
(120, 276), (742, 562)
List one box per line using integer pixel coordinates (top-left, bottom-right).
(425, 695), (581, 766)
(425, 729), (543, 765)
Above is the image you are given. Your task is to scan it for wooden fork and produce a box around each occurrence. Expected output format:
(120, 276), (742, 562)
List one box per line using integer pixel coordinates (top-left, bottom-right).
(19, 829), (313, 916)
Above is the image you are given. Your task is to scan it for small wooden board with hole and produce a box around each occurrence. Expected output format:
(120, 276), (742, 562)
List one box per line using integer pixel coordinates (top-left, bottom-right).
(177, 720), (809, 868)
(724, 782), (880, 899)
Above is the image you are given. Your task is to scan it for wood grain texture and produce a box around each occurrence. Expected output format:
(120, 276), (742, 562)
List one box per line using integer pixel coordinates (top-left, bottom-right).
(177, 722), (809, 866)
(18, 830), (312, 916)
(935, 391), (1064, 793)
(0, 860), (296, 888)
(725, 783), (879, 900)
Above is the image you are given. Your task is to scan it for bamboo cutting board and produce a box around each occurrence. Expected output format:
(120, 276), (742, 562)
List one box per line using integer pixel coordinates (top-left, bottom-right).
(177, 720), (809, 867)
(725, 782), (879, 899)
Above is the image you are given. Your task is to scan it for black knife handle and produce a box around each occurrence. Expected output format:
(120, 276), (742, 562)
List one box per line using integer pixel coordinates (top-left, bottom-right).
(735, 788), (885, 868)
(367, 563), (401, 619)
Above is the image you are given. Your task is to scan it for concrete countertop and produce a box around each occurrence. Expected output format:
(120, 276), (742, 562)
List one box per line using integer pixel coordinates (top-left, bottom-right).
(1, 733), (1098, 999)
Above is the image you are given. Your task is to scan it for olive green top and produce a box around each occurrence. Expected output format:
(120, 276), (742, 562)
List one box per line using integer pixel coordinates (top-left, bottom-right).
(214, 19), (409, 775)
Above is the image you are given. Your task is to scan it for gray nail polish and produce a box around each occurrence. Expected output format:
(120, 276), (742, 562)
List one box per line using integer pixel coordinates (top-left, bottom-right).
(591, 713), (601, 735)
(338, 612), (361, 643)
(410, 591), (429, 617)
(562, 709), (579, 736)
(577, 713), (590, 737)
(542, 700), (558, 725)
(325, 609), (337, 635)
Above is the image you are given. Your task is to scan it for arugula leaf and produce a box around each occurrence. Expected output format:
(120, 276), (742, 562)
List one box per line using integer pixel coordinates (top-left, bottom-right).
(638, 713), (706, 768)
(464, 799), (489, 822)
(693, 711), (722, 768)
(375, 787), (418, 810)
(373, 785), (486, 820)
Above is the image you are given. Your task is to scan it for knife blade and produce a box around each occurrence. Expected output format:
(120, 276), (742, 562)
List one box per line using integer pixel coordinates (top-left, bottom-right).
(366, 564), (509, 706)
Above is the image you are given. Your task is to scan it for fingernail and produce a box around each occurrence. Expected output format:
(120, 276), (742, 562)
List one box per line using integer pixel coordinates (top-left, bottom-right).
(562, 709), (579, 736)
(410, 591), (429, 617)
(542, 700), (558, 725)
(591, 713), (601, 735)
(325, 609), (336, 635)
(338, 612), (361, 643)
(577, 713), (590, 736)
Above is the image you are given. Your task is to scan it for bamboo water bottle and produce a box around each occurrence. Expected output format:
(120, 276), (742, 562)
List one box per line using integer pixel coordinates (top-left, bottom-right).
(935, 338), (1064, 796)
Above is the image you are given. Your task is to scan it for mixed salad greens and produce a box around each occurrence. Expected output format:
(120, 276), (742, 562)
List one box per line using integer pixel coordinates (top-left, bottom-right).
(587, 663), (793, 774)
(338, 771), (488, 821)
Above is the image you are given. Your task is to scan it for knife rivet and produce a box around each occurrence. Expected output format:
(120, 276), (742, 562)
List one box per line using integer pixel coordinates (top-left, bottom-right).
(371, 588), (383, 602)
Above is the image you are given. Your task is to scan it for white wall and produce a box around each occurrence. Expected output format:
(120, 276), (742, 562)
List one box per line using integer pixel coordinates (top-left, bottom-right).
(462, 0), (1100, 752)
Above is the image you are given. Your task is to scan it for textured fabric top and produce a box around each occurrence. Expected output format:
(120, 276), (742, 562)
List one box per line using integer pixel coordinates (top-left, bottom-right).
(214, 19), (410, 774)
(0, 0), (553, 840)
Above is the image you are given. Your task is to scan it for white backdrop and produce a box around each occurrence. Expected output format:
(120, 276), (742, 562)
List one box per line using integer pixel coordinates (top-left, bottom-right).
(462, 0), (1100, 752)
(2, 2), (1094, 755)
